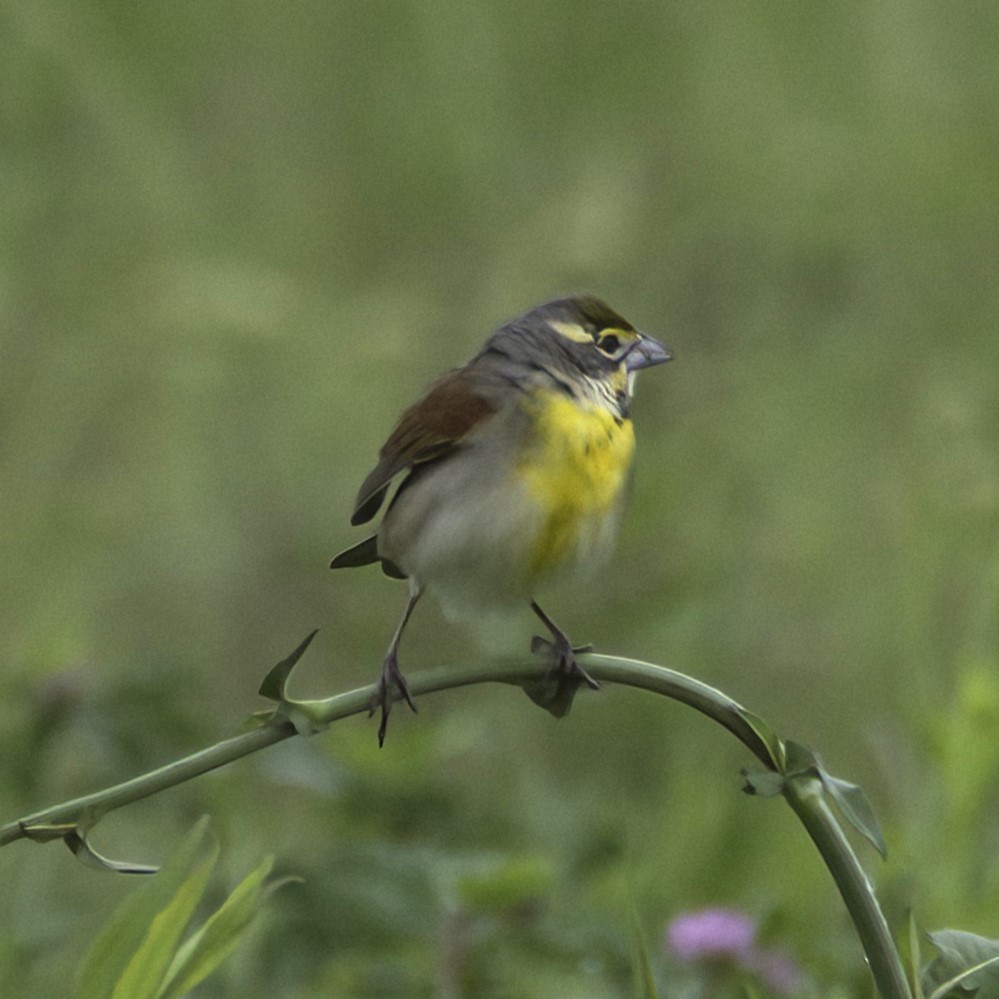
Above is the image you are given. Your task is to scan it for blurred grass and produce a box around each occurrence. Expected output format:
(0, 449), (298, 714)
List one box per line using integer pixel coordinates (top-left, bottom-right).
(3, 1), (999, 995)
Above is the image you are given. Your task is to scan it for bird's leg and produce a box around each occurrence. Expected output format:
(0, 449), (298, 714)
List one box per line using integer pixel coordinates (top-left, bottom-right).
(372, 591), (421, 746)
(524, 601), (600, 717)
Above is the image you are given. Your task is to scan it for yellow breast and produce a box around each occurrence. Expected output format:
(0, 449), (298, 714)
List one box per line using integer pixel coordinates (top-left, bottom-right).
(517, 390), (635, 581)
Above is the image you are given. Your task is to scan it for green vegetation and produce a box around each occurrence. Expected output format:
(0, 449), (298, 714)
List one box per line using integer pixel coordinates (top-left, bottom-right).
(3, 2), (999, 995)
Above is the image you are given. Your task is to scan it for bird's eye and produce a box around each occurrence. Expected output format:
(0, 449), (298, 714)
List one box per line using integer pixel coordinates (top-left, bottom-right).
(598, 334), (621, 355)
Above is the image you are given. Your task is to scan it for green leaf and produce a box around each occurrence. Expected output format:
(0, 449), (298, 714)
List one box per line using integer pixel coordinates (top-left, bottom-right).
(737, 708), (786, 771)
(156, 856), (295, 999)
(820, 773), (887, 859)
(924, 929), (999, 999)
(782, 741), (886, 858)
(76, 817), (219, 999)
(741, 768), (785, 797)
(629, 907), (660, 999)
(782, 739), (819, 775)
(65, 829), (158, 875)
(910, 912), (926, 999)
(258, 629), (319, 702)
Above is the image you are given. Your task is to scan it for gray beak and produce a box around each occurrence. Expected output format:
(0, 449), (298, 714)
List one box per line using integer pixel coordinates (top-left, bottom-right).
(625, 333), (673, 371)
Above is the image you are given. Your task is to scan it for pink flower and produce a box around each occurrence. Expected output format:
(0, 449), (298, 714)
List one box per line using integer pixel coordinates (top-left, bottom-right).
(665, 907), (804, 996)
(666, 908), (757, 962)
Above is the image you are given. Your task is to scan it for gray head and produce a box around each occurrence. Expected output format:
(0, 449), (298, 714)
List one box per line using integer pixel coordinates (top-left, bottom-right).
(473, 296), (672, 414)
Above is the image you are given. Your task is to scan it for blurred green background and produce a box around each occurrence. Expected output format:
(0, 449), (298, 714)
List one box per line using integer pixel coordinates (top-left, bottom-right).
(4, 1), (999, 995)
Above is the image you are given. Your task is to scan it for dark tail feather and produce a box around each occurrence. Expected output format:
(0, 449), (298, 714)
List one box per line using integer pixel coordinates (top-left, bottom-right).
(330, 534), (408, 580)
(330, 535), (379, 569)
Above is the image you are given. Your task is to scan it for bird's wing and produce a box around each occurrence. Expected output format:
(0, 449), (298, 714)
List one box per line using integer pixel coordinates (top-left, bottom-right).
(350, 369), (498, 525)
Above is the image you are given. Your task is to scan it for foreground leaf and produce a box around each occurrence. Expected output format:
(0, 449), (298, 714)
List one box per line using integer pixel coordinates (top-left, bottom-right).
(76, 817), (218, 999)
(157, 855), (295, 999)
(924, 929), (999, 998)
(909, 912), (925, 999)
(629, 906), (661, 999)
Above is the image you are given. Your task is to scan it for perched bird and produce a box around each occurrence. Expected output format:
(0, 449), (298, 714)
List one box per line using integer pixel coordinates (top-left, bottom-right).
(331, 296), (672, 743)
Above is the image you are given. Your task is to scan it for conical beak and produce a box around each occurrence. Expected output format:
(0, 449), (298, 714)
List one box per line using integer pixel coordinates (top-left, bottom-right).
(625, 332), (673, 371)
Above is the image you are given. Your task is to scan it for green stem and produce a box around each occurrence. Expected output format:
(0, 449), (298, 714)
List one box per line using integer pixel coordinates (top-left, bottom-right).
(2, 654), (770, 845)
(0, 721), (295, 846)
(783, 775), (911, 999)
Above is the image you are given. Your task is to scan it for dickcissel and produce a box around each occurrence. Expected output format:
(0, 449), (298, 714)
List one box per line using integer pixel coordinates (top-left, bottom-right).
(331, 295), (671, 743)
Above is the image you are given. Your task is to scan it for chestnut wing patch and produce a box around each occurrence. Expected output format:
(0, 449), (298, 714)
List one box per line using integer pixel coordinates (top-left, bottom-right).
(350, 370), (497, 525)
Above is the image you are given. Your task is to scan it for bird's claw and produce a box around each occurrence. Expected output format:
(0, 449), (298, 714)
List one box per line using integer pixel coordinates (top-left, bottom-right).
(530, 635), (600, 690)
(369, 655), (417, 746)
(522, 630), (600, 717)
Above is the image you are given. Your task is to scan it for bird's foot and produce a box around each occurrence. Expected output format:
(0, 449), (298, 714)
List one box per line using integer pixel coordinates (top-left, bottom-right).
(523, 630), (600, 718)
(530, 634), (600, 689)
(369, 653), (417, 747)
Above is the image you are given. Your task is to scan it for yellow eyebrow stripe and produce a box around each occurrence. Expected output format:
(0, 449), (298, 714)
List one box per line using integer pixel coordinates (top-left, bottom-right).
(548, 320), (593, 343)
